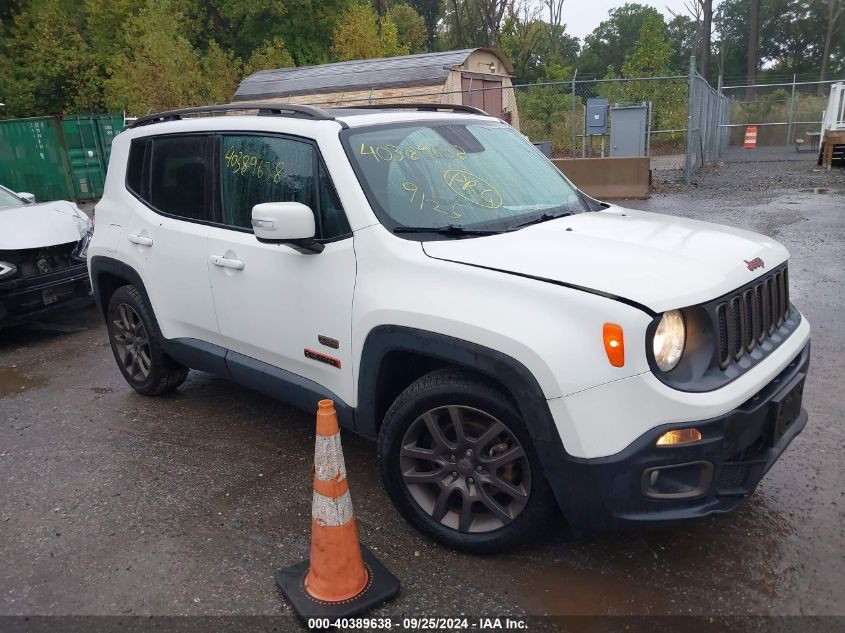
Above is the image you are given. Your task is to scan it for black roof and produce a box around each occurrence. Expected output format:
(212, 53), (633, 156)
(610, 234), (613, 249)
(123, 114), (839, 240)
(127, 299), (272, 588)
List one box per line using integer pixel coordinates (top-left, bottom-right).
(234, 48), (512, 101)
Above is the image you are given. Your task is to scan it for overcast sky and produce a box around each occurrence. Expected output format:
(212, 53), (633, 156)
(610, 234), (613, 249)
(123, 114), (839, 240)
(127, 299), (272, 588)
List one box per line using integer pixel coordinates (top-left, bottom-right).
(556, 1), (698, 40)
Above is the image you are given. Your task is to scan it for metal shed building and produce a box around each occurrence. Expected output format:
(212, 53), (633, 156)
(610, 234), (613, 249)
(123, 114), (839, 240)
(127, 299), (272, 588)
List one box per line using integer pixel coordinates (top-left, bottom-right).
(234, 48), (519, 128)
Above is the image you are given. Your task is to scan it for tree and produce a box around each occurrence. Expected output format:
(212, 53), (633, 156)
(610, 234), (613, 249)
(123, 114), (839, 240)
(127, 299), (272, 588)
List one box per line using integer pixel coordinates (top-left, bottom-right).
(387, 4), (428, 54)
(820, 0), (844, 83)
(474, 0), (508, 46)
(409, 0), (443, 51)
(747, 0), (761, 96)
(272, 0), (358, 66)
(200, 40), (242, 104)
(1, 0), (103, 116)
(244, 37), (295, 75)
(331, 4), (408, 62)
(545, 0), (565, 57)
(104, 0), (204, 113)
(499, 0), (578, 82)
(601, 16), (687, 132)
(700, 0), (713, 78)
(577, 3), (665, 77)
(620, 15), (675, 77)
(667, 14), (698, 69)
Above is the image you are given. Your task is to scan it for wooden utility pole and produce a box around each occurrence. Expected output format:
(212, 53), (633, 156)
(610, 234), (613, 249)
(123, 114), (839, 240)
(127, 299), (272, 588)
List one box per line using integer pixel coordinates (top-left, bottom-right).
(746, 0), (760, 100)
(819, 0), (844, 92)
(701, 0), (713, 80)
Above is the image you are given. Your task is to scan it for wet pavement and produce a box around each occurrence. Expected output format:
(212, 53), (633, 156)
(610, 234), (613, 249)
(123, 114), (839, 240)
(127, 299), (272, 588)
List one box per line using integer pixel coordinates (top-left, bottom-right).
(1, 159), (844, 621)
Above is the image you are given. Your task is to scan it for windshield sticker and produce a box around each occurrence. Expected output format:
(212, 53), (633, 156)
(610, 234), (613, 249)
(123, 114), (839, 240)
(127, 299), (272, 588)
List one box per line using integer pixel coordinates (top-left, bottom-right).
(443, 170), (502, 209)
(402, 181), (463, 219)
(225, 146), (284, 183)
(360, 143), (466, 162)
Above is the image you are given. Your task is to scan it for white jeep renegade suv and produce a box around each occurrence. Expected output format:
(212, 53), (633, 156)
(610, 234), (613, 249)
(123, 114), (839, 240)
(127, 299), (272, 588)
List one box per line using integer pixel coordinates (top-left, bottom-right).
(88, 102), (810, 552)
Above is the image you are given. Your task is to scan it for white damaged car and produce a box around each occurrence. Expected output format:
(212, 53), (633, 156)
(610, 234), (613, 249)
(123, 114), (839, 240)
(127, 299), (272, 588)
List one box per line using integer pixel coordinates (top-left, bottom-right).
(0, 185), (93, 329)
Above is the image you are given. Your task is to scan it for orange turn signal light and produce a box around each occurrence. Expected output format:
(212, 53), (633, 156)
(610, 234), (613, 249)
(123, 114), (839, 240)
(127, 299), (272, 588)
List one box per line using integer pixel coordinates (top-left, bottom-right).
(656, 428), (703, 446)
(603, 323), (625, 367)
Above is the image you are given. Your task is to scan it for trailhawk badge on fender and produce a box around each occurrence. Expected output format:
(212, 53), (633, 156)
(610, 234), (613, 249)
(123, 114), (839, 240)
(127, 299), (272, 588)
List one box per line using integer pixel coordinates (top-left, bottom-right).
(745, 257), (765, 271)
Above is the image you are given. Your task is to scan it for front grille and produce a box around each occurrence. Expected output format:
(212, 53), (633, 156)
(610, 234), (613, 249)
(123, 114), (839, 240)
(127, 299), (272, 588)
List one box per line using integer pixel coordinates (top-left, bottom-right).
(715, 264), (791, 370)
(0, 242), (78, 280)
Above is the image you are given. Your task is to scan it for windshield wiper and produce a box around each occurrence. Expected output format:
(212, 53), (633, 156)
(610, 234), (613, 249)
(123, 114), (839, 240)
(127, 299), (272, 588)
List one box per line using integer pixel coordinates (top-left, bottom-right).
(510, 211), (574, 230)
(393, 224), (501, 236)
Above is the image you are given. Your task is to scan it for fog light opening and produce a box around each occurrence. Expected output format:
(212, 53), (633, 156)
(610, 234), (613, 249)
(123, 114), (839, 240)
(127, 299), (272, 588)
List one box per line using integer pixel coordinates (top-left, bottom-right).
(656, 427), (702, 447)
(642, 461), (714, 499)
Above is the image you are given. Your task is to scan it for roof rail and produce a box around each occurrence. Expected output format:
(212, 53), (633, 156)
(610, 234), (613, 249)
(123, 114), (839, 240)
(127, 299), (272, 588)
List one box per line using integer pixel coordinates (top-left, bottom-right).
(130, 102), (334, 128)
(338, 103), (489, 116)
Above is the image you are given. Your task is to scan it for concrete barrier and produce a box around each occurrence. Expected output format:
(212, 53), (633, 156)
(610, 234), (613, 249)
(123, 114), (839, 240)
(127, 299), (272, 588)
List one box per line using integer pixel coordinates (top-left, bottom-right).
(552, 157), (650, 200)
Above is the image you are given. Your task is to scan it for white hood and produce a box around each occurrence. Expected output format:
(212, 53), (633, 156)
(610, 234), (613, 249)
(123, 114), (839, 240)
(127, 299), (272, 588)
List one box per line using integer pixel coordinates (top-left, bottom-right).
(422, 206), (789, 313)
(0, 200), (90, 250)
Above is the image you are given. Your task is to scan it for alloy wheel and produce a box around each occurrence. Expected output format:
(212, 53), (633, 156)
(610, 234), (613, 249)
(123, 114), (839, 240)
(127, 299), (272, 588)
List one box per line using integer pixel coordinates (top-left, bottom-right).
(111, 303), (152, 382)
(399, 405), (531, 533)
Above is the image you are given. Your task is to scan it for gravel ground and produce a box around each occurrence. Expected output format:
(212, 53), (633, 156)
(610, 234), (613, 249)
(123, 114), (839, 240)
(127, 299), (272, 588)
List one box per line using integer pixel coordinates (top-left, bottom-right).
(1, 155), (843, 629)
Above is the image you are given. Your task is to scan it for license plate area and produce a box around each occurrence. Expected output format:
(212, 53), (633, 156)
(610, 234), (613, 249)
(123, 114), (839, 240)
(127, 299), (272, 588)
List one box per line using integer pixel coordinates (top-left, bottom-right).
(771, 375), (805, 444)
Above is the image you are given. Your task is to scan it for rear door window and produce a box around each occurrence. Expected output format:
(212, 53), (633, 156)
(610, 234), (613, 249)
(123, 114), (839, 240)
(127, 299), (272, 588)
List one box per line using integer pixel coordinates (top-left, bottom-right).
(148, 135), (212, 221)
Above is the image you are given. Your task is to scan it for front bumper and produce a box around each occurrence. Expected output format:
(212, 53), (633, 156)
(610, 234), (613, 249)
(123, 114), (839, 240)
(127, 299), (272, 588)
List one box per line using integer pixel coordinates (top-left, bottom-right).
(536, 342), (810, 530)
(0, 263), (92, 328)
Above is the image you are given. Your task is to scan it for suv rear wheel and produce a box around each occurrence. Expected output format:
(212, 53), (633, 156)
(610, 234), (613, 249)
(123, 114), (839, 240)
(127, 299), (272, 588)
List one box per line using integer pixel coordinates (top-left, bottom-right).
(106, 285), (188, 395)
(377, 369), (553, 553)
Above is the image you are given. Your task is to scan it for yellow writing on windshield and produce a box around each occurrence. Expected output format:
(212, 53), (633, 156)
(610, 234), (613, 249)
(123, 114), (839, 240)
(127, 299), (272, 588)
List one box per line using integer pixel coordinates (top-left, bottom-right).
(443, 170), (502, 209)
(360, 143), (466, 162)
(401, 181), (463, 219)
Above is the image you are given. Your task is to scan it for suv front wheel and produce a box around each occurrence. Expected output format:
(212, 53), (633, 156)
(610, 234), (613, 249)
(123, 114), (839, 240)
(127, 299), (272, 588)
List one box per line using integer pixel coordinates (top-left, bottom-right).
(106, 285), (188, 395)
(377, 370), (554, 553)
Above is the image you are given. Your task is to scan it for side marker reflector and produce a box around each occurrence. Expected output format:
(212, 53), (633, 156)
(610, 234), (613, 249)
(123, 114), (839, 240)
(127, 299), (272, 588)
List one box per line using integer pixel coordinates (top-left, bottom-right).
(603, 323), (625, 367)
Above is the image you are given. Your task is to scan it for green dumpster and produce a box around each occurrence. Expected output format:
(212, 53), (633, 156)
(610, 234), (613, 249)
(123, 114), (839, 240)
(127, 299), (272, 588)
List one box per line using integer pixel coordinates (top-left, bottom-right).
(61, 114), (126, 200)
(0, 112), (125, 203)
(0, 116), (74, 201)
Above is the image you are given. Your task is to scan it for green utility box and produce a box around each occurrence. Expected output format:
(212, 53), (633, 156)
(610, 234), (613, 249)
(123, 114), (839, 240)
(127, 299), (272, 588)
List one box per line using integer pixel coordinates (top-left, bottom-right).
(0, 112), (125, 202)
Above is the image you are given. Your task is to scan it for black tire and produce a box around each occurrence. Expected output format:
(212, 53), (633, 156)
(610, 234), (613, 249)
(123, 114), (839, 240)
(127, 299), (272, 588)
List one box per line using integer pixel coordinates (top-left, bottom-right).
(377, 369), (554, 553)
(106, 285), (188, 396)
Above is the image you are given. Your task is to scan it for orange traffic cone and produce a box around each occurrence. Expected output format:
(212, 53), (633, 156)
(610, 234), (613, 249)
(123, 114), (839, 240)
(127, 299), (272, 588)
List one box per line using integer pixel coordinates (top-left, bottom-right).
(275, 400), (400, 619)
(743, 125), (758, 148)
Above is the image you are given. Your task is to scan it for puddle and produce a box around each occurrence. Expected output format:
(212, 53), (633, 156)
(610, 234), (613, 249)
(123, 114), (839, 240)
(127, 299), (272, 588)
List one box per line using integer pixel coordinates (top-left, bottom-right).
(90, 387), (113, 395)
(0, 367), (43, 397)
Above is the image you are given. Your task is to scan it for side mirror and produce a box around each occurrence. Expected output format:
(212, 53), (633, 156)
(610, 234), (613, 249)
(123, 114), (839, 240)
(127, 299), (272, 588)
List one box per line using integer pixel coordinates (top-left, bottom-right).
(17, 192), (36, 204)
(251, 202), (323, 254)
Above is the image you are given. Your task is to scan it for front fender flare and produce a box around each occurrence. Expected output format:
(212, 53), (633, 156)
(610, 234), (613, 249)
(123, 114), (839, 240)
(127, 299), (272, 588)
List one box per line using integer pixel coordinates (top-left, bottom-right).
(356, 325), (559, 443)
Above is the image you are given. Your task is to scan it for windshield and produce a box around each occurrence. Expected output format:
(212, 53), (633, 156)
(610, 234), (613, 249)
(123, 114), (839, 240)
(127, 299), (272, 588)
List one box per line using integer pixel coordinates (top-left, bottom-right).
(344, 122), (584, 234)
(0, 187), (25, 208)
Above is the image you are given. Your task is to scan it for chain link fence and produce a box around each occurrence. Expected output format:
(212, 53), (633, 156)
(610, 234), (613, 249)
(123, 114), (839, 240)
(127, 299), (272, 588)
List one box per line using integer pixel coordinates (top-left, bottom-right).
(720, 79), (836, 151)
(687, 69), (730, 180)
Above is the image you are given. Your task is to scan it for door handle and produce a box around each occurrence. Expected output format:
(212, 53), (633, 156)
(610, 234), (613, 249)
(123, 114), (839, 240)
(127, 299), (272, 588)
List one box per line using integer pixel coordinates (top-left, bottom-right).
(209, 254), (245, 271)
(127, 233), (153, 247)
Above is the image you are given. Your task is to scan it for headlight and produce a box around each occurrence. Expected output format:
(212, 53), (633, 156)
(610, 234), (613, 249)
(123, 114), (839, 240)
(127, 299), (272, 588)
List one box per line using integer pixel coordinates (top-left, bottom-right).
(71, 211), (94, 261)
(653, 309), (686, 372)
